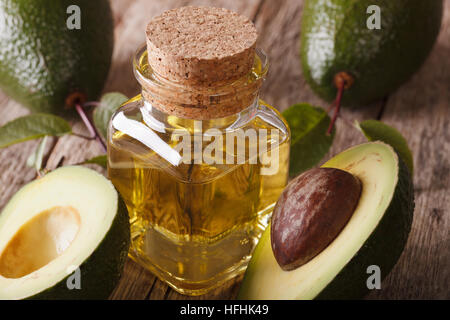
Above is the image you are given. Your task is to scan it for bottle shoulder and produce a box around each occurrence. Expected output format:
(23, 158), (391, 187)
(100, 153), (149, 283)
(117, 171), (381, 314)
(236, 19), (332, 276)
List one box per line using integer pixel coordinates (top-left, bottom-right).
(111, 95), (290, 141)
(254, 100), (290, 142)
(108, 96), (290, 183)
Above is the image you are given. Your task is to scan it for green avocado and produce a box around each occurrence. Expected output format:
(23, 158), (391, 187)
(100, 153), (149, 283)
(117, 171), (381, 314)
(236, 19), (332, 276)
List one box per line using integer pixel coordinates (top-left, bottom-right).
(300, 0), (443, 106)
(0, 166), (130, 299)
(238, 142), (414, 299)
(0, 0), (114, 114)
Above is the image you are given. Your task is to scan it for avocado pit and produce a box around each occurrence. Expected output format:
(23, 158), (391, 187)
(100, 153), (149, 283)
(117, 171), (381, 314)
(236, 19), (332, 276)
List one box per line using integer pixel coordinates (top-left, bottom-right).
(0, 206), (81, 279)
(271, 167), (362, 271)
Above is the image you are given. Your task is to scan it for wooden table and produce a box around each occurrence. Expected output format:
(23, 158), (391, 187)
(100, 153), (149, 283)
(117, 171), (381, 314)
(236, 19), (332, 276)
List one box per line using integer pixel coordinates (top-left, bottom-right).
(0, 0), (448, 300)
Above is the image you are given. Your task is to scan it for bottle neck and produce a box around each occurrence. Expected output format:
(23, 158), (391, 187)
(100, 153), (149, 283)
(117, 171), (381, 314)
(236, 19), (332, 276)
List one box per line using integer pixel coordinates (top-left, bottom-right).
(140, 95), (260, 132)
(133, 45), (268, 121)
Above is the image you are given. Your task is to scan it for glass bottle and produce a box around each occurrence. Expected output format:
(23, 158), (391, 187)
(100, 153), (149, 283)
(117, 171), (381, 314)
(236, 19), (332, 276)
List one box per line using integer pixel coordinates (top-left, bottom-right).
(107, 6), (290, 295)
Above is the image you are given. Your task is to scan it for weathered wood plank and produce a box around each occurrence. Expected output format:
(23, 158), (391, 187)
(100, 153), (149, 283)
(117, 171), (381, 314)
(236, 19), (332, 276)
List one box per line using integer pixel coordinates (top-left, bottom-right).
(110, 260), (157, 300)
(0, 0), (448, 301)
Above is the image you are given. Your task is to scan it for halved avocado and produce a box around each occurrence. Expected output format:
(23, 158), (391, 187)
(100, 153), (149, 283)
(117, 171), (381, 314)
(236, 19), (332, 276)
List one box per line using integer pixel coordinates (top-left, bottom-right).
(238, 142), (414, 299)
(0, 166), (130, 299)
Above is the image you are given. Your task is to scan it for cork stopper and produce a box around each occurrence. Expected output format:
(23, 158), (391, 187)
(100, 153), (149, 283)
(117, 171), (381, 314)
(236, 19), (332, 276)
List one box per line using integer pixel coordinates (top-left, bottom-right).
(140, 7), (265, 119)
(146, 6), (258, 85)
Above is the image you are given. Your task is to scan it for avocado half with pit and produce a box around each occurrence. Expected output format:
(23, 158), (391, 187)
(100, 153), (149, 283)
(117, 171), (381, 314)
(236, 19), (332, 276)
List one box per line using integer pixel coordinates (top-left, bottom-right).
(0, 166), (130, 299)
(238, 142), (414, 299)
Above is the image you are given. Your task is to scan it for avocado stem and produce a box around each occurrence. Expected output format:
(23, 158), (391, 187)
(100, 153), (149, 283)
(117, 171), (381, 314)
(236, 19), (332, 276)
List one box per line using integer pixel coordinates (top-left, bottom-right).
(75, 103), (107, 152)
(326, 81), (344, 135)
(326, 72), (354, 135)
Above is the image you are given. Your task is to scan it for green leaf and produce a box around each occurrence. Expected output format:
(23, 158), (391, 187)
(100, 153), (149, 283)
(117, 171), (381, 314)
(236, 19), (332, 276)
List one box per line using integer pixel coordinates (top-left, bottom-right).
(356, 119), (414, 175)
(0, 113), (71, 148)
(283, 103), (335, 177)
(93, 92), (128, 139)
(83, 155), (107, 168)
(26, 136), (49, 171)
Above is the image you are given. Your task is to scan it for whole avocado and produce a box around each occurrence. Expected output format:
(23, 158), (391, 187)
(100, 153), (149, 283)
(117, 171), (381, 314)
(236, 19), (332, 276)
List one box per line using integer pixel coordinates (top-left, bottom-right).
(0, 0), (114, 114)
(300, 0), (443, 107)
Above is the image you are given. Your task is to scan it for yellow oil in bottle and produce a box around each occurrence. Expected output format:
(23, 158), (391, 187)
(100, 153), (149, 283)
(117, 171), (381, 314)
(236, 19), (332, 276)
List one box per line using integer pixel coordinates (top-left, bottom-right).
(108, 102), (290, 295)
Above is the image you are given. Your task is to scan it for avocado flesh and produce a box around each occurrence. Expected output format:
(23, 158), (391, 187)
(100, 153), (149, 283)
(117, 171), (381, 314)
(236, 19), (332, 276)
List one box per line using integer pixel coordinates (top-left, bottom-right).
(300, 0), (443, 106)
(0, 0), (114, 114)
(0, 166), (130, 300)
(238, 142), (413, 299)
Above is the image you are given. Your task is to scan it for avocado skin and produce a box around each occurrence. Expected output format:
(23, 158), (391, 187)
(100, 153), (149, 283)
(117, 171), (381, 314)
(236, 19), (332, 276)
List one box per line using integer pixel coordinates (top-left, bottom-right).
(300, 0), (443, 107)
(316, 156), (414, 299)
(29, 196), (130, 300)
(0, 0), (114, 115)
